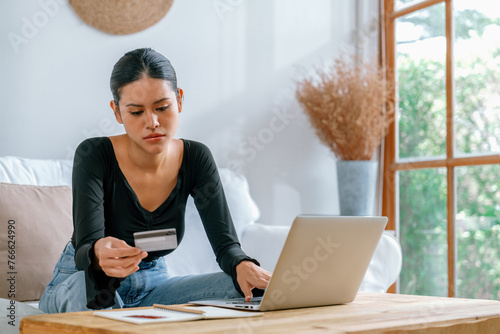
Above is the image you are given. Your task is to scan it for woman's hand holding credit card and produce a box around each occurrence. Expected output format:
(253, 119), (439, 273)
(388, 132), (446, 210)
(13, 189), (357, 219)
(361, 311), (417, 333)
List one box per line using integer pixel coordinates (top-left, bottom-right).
(93, 236), (148, 277)
(92, 229), (177, 278)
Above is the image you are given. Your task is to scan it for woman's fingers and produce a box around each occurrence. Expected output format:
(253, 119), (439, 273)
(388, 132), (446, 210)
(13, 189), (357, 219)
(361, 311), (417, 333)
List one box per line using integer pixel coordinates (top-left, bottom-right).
(99, 251), (145, 268)
(101, 258), (143, 277)
(254, 269), (272, 289)
(100, 251), (147, 277)
(235, 261), (272, 301)
(101, 245), (143, 259)
(94, 236), (148, 277)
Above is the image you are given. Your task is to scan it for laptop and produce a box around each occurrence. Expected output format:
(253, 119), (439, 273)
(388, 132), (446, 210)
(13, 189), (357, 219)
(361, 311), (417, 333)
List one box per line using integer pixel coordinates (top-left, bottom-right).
(190, 215), (387, 311)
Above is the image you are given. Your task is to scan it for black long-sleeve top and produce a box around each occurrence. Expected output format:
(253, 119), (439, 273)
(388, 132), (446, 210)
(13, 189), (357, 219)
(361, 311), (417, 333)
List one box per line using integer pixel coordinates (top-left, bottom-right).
(71, 137), (256, 309)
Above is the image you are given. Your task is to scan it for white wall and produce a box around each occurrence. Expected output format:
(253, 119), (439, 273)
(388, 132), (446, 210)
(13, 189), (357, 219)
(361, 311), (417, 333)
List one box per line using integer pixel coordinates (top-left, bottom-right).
(0, 0), (379, 226)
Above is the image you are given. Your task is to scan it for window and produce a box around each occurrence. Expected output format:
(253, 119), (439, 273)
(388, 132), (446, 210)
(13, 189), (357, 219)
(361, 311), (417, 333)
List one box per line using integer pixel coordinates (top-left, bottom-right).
(382, 0), (500, 298)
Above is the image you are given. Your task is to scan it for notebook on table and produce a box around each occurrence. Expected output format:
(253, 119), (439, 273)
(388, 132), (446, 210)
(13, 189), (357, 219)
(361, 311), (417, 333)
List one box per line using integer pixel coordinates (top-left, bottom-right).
(94, 304), (262, 324)
(190, 215), (388, 312)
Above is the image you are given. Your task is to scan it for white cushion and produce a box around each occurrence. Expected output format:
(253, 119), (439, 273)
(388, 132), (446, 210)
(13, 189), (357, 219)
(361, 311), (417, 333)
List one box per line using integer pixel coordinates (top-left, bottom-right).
(0, 156), (72, 186)
(163, 168), (261, 276)
(240, 223), (290, 272)
(358, 231), (402, 293)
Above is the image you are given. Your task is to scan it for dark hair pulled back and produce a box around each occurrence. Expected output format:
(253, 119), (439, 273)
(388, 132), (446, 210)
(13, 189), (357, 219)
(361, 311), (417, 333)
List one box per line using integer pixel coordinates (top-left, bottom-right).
(110, 48), (178, 104)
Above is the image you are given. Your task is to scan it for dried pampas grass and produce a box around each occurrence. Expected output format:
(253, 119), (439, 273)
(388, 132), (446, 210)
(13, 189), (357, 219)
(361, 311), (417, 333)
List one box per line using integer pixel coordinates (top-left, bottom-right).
(296, 56), (395, 160)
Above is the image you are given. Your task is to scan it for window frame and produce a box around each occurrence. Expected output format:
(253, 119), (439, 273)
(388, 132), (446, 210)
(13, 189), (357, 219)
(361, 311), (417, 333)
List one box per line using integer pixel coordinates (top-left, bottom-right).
(381, 0), (500, 297)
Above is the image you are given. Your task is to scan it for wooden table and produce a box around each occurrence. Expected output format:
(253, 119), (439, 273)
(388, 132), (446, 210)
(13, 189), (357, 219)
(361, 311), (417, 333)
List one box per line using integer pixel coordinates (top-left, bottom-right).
(20, 292), (500, 333)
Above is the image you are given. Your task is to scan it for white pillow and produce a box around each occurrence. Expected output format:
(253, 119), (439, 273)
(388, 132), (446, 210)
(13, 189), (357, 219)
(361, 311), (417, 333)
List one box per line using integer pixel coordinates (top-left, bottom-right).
(240, 223), (291, 272)
(0, 156), (72, 186)
(358, 231), (403, 293)
(218, 168), (260, 236)
(165, 169), (260, 276)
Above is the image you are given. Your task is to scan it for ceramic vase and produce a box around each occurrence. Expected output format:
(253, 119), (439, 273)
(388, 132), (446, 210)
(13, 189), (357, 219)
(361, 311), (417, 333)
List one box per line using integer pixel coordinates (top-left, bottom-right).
(336, 160), (378, 216)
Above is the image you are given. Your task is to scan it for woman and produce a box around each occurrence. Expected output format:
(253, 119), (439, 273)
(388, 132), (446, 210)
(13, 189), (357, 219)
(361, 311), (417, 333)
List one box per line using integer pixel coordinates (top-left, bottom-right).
(39, 48), (271, 313)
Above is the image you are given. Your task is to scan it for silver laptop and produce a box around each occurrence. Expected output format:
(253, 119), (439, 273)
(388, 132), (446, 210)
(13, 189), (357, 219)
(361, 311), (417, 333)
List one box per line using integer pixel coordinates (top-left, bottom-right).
(190, 215), (387, 311)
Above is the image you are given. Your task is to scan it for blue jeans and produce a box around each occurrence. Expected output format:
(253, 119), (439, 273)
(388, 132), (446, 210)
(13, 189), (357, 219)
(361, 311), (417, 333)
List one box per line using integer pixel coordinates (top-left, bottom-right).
(39, 242), (241, 313)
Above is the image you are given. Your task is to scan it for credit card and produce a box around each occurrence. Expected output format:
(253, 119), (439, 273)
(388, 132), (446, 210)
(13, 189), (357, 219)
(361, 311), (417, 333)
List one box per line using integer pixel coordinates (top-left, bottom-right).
(133, 228), (177, 252)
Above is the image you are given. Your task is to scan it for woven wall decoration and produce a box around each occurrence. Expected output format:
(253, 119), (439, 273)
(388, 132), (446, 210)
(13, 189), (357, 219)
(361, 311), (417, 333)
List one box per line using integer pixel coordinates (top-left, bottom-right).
(69, 0), (174, 35)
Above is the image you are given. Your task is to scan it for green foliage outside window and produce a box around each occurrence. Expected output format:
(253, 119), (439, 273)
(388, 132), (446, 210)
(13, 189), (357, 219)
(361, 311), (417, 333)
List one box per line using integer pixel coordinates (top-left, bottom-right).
(396, 5), (500, 299)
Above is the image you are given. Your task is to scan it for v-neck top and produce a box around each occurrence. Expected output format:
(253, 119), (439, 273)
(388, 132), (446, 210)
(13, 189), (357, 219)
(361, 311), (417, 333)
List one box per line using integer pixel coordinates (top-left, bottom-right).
(70, 137), (256, 309)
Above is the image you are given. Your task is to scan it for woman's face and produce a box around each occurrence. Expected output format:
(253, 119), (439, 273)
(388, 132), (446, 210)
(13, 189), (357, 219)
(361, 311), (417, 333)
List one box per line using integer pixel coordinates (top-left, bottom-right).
(111, 76), (183, 155)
